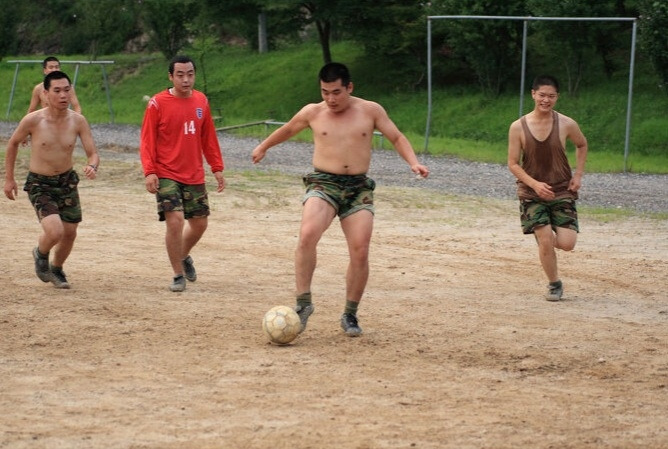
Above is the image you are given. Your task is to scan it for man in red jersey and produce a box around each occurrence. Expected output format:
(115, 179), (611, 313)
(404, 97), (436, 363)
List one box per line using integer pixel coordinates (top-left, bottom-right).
(140, 55), (225, 292)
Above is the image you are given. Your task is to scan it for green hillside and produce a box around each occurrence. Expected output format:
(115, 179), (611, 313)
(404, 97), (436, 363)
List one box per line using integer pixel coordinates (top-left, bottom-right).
(1, 41), (666, 173)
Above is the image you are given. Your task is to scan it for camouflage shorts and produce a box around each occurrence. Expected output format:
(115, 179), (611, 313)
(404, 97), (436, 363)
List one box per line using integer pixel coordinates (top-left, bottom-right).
(520, 198), (579, 235)
(156, 178), (209, 221)
(23, 170), (81, 223)
(302, 171), (375, 218)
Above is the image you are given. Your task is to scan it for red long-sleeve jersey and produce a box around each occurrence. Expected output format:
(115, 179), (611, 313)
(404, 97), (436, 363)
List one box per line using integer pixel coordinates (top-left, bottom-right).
(140, 89), (224, 184)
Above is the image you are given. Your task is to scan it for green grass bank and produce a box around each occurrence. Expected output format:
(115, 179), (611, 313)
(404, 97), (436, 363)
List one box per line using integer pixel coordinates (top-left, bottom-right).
(1, 41), (666, 173)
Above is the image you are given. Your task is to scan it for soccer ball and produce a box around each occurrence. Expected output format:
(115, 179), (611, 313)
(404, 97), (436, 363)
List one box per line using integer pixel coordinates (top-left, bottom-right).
(262, 305), (301, 345)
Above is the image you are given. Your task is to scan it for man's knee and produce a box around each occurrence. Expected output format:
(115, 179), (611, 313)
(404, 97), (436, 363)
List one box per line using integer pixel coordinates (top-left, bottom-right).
(555, 229), (577, 251)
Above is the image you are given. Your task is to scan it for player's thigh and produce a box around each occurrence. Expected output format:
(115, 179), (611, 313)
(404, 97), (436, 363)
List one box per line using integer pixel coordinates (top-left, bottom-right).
(40, 214), (65, 237)
(300, 197), (337, 238)
(555, 227), (577, 251)
(340, 209), (374, 250)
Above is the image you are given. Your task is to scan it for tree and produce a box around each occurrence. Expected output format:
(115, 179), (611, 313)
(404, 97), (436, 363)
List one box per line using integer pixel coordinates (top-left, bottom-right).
(70, 0), (140, 58)
(430, 0), (528, 96)
(0, 0), (20, 60)
(140, 0), (201, 60)
(638, 0), (668, 91)
(526, 0), (627, 95)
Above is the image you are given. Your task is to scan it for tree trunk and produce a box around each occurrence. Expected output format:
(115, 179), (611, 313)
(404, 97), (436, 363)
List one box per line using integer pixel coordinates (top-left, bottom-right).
(315, 19), (332, 64)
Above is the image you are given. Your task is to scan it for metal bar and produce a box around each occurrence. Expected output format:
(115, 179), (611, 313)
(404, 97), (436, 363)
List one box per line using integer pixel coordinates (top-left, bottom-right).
(6, 63), (20, 119)
(425, 18), (432, 153)
(428, 15), (636, 22)
(217, 120), (274, 132)
(519, 20), (528, 118)
(73, 64), (80, 87)
(624, 20), (638, 173)
(101, 65), (114, 124)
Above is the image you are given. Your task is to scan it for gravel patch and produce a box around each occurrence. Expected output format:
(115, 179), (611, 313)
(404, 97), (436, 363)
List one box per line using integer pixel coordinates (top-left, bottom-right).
(1, 121), (666, 214)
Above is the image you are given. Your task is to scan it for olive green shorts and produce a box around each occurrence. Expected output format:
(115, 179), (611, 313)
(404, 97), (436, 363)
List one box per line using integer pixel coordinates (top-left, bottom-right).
(520, 198), (579, 234)
(156, 178), (209, 221)
(302, 171), (375, 219)
(23, 170), (81, 223)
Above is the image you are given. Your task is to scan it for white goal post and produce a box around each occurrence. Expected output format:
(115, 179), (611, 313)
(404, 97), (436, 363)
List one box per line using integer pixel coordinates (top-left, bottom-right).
(425, 15), (638, 172)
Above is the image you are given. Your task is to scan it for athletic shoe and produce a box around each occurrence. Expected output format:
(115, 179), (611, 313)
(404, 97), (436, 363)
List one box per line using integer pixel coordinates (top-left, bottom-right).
(294, 303), (314, 333)
(182, 255), (197, 282)
(545, 282), (563, 301)
(340, 313), (363, 337)
(50, 267), (71, 289)
(170, 275), (186, 292)
(32, 247), (53, 283)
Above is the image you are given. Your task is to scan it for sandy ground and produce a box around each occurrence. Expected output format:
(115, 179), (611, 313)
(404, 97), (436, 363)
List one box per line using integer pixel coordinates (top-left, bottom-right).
(1, 155), (667, 449)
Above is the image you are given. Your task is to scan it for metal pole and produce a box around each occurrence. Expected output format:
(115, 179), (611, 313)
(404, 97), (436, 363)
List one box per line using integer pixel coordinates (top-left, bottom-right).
(6, 63), (20, 119)
(624, 20), (637, 173)
(72, 64), (80, 86)
(101, 65), (115, 124)
(519, 20), (528, 117)
(424, 18), (432, 153)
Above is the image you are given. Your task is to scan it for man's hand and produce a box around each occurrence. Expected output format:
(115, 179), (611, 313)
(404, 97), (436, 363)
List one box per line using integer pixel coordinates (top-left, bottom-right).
(411, 164), (430, 179)
(251, 146), (267, 164)
(214, 171), (226, 193)
(532, 181), (555, 200)
(3, 179), (18, 200)
(145, 174), (159, 194)
(568, 173), (583, 193)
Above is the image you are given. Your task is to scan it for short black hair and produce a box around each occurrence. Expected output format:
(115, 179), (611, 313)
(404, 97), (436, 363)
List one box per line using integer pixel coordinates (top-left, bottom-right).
(319, 62), (351, 86)
(532, 75), (559, 92)
(43, 70), (71, 90)
(42, 56), (59, 68)
(169, 55), (196, 74)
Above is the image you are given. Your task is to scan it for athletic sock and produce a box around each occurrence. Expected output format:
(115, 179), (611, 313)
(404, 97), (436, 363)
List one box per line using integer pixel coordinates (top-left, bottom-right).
(549, 280), (562, 288)
(296, 292), (312, 308)
(37, 248), (49, 259)
(344, 300), (359, 316)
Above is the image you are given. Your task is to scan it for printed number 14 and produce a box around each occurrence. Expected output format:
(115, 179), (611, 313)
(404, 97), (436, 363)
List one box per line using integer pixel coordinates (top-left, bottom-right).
(184, 120), (196, 135)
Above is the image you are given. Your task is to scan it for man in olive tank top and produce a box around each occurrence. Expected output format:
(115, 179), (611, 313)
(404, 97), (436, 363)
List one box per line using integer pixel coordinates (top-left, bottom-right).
(508, 75), (588, 301)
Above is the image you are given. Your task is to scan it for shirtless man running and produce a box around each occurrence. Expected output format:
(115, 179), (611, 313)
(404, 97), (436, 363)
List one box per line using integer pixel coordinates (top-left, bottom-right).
(252, 62), (429, 337)
(4, 70), (99, 289)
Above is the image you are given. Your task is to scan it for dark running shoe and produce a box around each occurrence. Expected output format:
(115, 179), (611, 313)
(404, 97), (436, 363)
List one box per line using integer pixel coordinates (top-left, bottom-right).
(32, 247), (53, 283)
(340, 313), (363, 337)
(182, 255), (197, 282)
(545, 281), (563, 301)
(50, 267), (71, 289)
(294, 303), (314, 334)
(170, 275), (186, 292)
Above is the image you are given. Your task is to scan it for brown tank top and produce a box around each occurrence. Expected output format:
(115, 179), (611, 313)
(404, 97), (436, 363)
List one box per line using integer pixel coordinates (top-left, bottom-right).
(517, 110), (576, 201)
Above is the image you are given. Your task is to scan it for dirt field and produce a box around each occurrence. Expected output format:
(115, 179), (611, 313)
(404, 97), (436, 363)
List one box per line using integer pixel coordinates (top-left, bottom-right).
(1, 156), (667, 449)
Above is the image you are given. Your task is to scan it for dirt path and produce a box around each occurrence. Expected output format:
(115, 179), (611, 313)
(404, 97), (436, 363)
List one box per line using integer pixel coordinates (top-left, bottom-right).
(1, 157), (667, 449)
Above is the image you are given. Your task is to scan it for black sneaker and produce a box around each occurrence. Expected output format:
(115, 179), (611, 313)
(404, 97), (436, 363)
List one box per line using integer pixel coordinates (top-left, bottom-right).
(545, 281), (563, 301)
(340, 313), (363, 337)
(294, 303), (314, 334)
(32, 247), (53, 283)
(50, 267), (70, 289)
(182, 255), (197, 282)
(170, 275), (186, 292)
